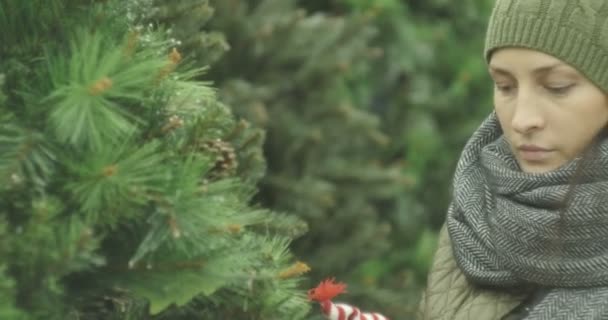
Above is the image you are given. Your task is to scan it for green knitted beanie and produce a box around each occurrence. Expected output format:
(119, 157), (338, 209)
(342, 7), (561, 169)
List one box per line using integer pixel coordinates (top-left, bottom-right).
(484, 0), (608, 92)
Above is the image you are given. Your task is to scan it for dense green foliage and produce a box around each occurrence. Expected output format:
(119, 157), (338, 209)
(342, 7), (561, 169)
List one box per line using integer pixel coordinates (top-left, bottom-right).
(153, 0), (495, 318)
(197, 1), (417, 317)
(0, 1), (309, 319)
(1, 0), (496, 318)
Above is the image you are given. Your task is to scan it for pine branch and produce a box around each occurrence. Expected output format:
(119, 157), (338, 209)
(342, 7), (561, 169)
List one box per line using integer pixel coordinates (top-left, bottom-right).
(147, 0), (228, 66)
(0, 218), (25, 319)
(64, 138), (166, 225)
(3, 1), (311, 318)
(127, 158), (255, 266)
(0, 114), (56, 191)
(45, 30), (167, 150)
(8, 196), (104, 318)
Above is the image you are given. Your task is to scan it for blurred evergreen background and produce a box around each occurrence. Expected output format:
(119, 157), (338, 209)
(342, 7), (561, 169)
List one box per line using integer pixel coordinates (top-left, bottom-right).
(1, 0), (496, 319)
(158, 0), (496, 317)
(193, 0), (496, 317)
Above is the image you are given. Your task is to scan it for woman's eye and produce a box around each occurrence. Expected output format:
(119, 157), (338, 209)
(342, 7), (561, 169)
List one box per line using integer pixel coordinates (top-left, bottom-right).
(494, 83), (515, 94)
(545, 84), (574, 95)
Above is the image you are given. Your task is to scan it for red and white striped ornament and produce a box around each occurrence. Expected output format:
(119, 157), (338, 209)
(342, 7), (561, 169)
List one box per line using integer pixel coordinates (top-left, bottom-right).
(308, 278), (390, 320)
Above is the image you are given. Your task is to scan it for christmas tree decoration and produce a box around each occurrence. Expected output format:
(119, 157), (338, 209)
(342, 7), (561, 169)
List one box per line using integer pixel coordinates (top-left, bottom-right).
(309, 278), (389, 320)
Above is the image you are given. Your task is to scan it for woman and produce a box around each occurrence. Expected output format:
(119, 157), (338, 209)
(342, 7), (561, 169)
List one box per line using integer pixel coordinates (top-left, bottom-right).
(418, 0), (608, 319)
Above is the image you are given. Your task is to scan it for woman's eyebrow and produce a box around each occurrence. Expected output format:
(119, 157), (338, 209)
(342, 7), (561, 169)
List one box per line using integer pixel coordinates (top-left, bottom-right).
(488, 66), (511, 76)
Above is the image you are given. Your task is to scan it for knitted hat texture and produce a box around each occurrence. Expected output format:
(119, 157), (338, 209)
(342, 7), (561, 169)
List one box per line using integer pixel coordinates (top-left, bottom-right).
(484, 0), (608, 92)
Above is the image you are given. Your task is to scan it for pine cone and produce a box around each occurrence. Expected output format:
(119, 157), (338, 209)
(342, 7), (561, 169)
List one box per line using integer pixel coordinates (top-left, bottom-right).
(201, 138), (238, 179)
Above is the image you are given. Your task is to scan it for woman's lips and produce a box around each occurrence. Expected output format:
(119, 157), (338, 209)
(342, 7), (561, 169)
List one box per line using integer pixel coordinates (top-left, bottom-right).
(519, 150), (553, 161)
(517, 145), (554, 161)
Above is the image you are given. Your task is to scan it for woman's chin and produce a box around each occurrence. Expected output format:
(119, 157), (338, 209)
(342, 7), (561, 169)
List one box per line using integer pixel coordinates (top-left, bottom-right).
(516, 158), (566, 174)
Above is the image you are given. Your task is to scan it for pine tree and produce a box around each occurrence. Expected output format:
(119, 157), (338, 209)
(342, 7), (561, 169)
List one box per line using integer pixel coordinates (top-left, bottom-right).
(152, 1), (422, 318)
(0, 1), (309, 319)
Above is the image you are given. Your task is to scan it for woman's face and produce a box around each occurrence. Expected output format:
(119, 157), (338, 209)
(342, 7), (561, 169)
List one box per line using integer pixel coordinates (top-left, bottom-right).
(489, 48), (608, 173)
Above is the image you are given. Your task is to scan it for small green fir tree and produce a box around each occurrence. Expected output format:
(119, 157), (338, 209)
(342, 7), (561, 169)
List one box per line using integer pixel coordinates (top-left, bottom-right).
(0, 1), (310, 319)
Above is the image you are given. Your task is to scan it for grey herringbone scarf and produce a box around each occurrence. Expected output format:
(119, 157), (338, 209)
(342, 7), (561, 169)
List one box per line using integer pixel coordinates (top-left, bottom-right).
(446, 112), (608, 320)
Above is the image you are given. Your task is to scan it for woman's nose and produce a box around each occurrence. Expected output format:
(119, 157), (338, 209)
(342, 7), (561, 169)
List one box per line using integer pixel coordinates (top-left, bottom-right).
(510, 89), (546, 134)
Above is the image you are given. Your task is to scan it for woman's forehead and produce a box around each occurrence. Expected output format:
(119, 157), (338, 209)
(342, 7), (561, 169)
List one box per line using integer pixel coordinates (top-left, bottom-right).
(489, 48), (577, 75)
